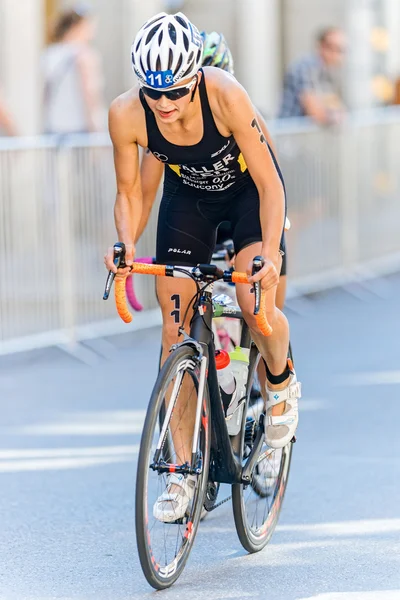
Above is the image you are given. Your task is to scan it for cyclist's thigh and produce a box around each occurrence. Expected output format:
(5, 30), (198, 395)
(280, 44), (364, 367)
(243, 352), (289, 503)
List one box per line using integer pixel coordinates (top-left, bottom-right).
(156, 189), (218, 346)
(157, 276), (197, 338)
(230, 181), (286, 277)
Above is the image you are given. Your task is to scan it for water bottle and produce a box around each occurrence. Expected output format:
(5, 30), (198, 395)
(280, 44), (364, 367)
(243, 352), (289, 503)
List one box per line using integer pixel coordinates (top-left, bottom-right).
(215, 350), (236, 416)
(226, 346), (250, 436)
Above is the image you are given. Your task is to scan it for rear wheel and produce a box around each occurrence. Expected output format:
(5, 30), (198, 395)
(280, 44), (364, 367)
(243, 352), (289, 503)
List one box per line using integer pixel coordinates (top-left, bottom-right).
(231, 344), (294, 553)
(135, 345), (210, 589)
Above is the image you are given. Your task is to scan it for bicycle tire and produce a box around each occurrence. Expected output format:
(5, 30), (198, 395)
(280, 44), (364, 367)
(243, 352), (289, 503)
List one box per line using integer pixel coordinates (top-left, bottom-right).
(135, 345), (211, 589)
(231, 344), (293, 553)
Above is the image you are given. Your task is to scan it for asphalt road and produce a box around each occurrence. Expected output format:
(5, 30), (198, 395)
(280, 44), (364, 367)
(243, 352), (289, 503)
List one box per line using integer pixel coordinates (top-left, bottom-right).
(1, 274), (400, 600)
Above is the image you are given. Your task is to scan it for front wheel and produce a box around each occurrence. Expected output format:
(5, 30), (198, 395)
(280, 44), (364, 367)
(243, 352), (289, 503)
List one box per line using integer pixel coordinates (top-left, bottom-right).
(135, 345), (211, 589)
(231, 344), (294, 553)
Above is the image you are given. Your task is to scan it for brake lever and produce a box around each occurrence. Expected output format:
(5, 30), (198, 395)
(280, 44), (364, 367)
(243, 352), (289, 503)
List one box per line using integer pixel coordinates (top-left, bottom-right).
(252, 256), (265, 315)
(103, 242), (126, 300)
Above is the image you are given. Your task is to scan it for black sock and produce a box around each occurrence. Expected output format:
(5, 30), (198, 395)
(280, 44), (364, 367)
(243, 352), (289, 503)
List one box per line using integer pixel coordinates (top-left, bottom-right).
(263, 358), (292, 385)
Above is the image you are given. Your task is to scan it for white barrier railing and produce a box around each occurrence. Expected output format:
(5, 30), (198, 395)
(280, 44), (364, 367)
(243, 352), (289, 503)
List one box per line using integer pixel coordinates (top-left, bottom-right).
(1, 110), (400, 354)
(271, 108), (400, 294)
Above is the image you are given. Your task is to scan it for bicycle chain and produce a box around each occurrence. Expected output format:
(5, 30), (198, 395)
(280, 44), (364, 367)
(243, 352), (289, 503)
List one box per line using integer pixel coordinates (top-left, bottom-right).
(204, 493), (232, 512)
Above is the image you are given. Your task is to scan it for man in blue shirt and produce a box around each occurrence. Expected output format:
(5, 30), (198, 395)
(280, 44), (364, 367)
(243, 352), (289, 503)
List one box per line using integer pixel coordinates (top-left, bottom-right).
(279, 27), (346, 125)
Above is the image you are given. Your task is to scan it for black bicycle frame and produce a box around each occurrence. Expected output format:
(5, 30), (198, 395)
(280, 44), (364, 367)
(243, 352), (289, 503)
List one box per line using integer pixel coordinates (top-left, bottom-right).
(188, 288), (263, 485)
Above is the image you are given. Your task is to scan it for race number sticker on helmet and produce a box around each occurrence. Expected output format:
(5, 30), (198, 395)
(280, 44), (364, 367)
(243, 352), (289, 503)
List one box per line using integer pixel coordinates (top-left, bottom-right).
(146, 70), (174, 89)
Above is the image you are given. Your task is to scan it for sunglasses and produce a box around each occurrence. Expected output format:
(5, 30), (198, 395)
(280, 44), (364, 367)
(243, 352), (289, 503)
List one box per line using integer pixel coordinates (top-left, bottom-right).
(141, 76), (197, 101)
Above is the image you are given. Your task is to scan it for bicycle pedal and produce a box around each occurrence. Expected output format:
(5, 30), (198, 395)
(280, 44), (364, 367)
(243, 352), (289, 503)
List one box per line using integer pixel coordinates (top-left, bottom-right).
(169, 516), (187, 525)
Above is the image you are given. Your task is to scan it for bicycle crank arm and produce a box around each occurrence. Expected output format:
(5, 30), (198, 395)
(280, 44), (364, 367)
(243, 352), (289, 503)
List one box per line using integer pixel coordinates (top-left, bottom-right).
(241, 413), (265, 483)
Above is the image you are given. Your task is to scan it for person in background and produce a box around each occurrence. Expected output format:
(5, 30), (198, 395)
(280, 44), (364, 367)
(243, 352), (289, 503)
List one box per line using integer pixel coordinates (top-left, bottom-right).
(0, 87), (17, 136)
(279, 27), (346, 125)
(42, 5), (106, 134)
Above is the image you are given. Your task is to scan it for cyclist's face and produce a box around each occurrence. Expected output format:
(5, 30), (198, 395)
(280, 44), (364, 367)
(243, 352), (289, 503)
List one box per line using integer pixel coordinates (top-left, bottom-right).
(143, 73), (201, 123)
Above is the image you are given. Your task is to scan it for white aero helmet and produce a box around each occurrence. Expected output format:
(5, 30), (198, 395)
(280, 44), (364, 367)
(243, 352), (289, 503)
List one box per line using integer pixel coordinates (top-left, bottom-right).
(131, 12), (203, 89)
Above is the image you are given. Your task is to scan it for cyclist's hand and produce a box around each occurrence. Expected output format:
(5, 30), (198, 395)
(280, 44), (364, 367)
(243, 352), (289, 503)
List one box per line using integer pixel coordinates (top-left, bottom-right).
(247, 257), (279, 291)
(104, 243), (135, 279)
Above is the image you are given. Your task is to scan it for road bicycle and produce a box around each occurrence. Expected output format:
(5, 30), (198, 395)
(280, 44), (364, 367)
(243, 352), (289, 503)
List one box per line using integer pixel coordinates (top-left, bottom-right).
(104, 243), (295, 590)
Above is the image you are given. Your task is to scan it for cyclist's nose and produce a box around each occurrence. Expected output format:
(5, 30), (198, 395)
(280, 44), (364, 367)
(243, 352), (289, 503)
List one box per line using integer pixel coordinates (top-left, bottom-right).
(157, 95), (172, 109)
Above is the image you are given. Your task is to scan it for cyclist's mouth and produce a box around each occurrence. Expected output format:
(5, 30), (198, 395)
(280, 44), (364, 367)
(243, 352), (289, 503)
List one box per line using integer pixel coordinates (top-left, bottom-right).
(158, 109), (175, 119)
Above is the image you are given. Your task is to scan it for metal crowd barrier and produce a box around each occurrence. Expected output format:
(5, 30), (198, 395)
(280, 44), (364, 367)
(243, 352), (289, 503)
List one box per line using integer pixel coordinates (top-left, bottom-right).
(0, 109), (399, 354)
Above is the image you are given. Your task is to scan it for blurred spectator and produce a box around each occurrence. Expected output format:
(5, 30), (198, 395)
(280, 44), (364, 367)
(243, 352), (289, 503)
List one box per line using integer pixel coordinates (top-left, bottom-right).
(279, 27), (346, 125)
(392, 76), (400, 106)
(0, 87), (17, 136)
(42, 5), (106, 134)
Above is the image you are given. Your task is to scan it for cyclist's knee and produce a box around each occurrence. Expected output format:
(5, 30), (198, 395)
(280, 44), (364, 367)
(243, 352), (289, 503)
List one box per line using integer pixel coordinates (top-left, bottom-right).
(162, 320), (181, 346)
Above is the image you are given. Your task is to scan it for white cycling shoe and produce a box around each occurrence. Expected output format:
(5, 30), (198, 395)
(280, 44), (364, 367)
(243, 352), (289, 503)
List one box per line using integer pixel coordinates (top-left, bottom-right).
(265, 372), (301, 449)
(153, 473), (196, 523)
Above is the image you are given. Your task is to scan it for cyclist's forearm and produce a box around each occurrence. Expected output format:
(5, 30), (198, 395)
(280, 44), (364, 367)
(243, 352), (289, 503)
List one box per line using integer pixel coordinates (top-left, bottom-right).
(259, 186), (285, 261)
(135, 197), (154, 243)
(114, 193), (142, 245)
(135, 150), (163, 243)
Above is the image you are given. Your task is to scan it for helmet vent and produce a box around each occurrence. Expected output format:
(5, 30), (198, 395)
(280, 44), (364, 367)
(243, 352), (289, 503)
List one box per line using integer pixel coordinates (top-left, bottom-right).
(146, 48), (152, 70)
(181, 63), (194, 79)
(140, 56), (146, 77)
(168, 23), (177, 44)
(175, 52), (183, 74)
(182, 32), (189, 52)
(168, 48), (174, 71)
(144, 15), (164, 31)
(158, 30), (163, 45)
(175, 15), (188, 29)
(146, 25), (160, 45)
(156, 56), (161, 71)
(187, 50), (194, 65)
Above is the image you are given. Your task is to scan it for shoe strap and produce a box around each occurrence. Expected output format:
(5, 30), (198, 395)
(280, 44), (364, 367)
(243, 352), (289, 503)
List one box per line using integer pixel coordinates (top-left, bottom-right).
(267, 380), (301, 407)
(268, 413), (297, 427)
(165, 473), (195, 498)
(156, 491), (181, 503)
(168, 473), (186, 486)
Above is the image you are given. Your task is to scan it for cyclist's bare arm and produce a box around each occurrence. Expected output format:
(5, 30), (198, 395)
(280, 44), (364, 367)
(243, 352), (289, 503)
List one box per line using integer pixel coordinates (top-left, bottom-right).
(136, 149), (164, 243)
(209, 70), (285, 283)
(107, 91), (147, 274)
(254, 107), (277, 157)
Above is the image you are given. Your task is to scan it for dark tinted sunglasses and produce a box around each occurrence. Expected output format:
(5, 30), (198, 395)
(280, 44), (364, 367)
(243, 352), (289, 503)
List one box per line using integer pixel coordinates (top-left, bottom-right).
(141, 76), (197, 101)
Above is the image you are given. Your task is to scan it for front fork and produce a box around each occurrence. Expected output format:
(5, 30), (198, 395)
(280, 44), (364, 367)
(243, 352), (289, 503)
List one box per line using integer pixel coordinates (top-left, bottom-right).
(191, 355), (208, 468)
(150, 347), (208, 476)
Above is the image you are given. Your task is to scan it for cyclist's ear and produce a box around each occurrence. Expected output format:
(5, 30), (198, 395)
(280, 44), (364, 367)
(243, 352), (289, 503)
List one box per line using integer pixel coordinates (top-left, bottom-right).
(190, 72), (201, 102)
